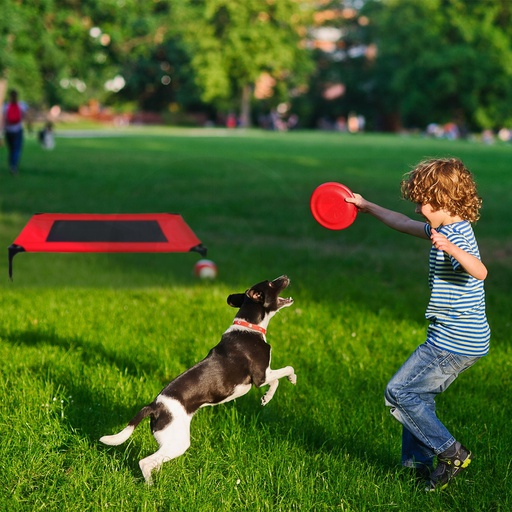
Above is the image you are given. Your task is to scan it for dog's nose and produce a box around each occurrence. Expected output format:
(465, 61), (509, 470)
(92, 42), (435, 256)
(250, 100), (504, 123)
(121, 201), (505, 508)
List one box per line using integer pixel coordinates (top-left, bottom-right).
(271, 275), (289, 287)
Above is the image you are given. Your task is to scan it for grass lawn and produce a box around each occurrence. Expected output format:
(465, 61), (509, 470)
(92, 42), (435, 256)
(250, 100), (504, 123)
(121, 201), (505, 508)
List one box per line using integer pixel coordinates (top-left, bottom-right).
(0, 127), (510, 511)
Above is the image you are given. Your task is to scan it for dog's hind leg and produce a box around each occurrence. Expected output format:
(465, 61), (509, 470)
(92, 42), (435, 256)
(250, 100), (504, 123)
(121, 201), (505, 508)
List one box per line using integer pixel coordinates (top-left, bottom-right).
(260, 366), (297, 406)
(139, 436), (191, 484)
(139, 397), (192, 484)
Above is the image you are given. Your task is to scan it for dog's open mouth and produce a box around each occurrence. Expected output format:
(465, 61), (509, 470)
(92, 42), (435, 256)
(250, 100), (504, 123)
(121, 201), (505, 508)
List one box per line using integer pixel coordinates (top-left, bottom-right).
(278, 297), (294, 307)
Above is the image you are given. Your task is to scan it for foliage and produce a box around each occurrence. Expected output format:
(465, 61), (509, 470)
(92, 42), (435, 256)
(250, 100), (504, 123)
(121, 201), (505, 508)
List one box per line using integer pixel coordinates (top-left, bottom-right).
(289, 0), (376, 128)
(116, 37), (205, 114)
(3, 0), (512, 130)
(172, 0), (315, 124)
(0, 0), (44, 104)
(364, 0), (512, 130)
(1, 0), (171, 109)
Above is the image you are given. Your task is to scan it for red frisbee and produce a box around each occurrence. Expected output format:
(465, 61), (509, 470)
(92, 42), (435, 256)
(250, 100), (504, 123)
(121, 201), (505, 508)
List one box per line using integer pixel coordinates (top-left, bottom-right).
(310, 182), (357, 230)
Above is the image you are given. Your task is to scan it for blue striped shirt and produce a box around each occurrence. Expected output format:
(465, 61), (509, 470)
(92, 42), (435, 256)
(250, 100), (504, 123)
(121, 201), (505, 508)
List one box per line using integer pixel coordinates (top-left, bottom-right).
(424, 222), (490, 356)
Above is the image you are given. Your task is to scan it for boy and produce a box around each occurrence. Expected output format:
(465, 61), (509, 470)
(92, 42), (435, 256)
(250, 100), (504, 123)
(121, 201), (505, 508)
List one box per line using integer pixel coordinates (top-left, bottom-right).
(346, 157), (490, 491)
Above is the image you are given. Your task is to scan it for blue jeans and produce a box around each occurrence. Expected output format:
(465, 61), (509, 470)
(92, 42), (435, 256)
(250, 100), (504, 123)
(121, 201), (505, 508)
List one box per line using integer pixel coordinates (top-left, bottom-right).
(5, 129), (24, 170)
(384, 342), (480, 468)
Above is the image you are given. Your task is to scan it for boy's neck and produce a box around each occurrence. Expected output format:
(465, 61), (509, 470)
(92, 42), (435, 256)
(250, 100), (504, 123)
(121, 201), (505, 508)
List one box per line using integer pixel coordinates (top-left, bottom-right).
(439, 214), (464, 227)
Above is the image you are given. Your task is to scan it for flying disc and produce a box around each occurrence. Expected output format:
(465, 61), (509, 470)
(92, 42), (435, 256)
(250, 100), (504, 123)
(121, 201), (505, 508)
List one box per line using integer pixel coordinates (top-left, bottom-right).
(310, 182), (357, 230)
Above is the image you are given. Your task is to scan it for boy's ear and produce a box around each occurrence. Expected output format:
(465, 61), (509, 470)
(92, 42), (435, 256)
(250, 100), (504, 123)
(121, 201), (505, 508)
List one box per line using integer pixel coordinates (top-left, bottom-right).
(227, 293), (245, 308)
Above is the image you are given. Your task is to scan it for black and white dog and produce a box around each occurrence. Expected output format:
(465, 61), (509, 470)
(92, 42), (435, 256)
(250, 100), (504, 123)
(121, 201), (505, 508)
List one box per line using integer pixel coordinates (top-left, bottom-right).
(100, 275), (296, 483)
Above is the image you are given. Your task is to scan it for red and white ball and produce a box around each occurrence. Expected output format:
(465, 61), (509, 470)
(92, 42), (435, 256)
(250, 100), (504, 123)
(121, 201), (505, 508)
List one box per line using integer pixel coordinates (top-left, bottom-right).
(194, 259), (218, 279)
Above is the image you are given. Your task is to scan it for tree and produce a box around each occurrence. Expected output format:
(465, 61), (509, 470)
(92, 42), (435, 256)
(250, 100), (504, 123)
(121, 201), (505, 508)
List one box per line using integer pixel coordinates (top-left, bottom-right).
(173, 0), (315, 126)
(0, 0), (172, 111)
(0, 0), (40, 110)
(291, 0), (377, 128)
(364, 0), (512, 131)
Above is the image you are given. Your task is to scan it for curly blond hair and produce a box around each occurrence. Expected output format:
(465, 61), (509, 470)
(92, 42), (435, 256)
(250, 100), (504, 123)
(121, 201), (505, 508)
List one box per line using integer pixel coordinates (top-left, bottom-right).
(400, 158), (482, 222)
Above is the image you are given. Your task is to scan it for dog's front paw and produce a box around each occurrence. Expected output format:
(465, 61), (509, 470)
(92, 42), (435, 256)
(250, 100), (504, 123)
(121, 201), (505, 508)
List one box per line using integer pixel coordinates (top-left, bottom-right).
(288, 373), (297, 385)
(261, 394), (272, 406)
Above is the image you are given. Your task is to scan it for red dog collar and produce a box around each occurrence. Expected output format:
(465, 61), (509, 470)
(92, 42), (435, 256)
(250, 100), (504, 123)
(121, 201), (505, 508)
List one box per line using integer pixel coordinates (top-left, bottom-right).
(232, 319), (266, 335)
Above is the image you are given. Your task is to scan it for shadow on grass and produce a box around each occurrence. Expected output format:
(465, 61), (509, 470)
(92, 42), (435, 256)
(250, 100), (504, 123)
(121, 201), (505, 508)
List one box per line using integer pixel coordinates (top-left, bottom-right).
(236, 391), (396, 473)
(3, 327), (161, 377)
(1, 327), (162, 439)
(3, 325), (396, 482)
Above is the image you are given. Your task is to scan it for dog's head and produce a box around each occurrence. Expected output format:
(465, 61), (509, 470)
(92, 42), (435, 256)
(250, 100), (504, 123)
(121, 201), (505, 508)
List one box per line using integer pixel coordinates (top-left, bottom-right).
(227, 275), (293, 324)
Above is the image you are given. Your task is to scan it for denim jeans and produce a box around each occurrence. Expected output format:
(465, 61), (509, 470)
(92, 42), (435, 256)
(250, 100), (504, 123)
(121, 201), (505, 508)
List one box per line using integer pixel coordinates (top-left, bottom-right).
(5, 129), (24, 170)
(384, 342), (480, 468)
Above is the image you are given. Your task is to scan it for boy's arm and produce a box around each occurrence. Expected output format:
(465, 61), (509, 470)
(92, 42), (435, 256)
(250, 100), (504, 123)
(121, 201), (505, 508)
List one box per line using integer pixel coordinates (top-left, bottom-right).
(346, 194), (428, 239)
(431, 229), (488, 280)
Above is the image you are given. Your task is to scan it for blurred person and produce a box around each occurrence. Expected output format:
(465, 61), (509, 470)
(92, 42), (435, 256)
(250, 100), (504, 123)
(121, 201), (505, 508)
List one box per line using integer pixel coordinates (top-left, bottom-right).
(38, 121), (55, 150)
(3, 89), (28, 174)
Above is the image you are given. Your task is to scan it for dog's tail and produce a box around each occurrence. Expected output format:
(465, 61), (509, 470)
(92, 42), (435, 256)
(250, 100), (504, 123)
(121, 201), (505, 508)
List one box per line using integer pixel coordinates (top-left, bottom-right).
(100, 404), (154, 446)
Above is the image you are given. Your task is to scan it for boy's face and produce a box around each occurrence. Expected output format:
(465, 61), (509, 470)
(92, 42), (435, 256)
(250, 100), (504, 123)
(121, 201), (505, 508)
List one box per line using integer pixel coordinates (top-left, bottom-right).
(415, 203), (460, 227)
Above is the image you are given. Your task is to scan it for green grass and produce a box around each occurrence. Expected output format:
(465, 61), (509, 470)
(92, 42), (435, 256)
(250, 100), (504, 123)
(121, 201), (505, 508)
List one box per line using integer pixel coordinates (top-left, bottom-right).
(0, 128), (510, 511)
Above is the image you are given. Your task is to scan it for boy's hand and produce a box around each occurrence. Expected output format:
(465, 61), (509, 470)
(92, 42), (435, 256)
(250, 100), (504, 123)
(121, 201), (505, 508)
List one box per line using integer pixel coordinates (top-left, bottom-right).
(431, 229), (488, 280)
(345, 193), (370, 212)
(431, 229), (455, 254)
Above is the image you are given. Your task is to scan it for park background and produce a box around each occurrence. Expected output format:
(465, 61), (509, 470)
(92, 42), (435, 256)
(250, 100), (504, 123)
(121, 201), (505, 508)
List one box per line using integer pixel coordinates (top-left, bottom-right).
(2, 0), (512, 136)
(1, 1), (512, 511)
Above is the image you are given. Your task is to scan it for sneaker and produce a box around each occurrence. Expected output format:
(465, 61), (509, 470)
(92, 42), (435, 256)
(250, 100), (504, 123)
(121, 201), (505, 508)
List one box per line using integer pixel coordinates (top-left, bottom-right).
(426, 441), (472, 491)
(414, 463), (433, 483)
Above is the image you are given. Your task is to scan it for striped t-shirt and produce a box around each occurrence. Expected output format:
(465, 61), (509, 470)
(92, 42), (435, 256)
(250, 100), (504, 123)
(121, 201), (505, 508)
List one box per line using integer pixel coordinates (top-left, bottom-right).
(424, 222), (490, 356)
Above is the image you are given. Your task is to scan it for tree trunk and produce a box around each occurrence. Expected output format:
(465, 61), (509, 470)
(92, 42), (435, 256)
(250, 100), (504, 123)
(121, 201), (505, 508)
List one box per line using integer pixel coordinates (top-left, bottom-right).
(377, 110), (402, 132)
(0, 78), (8, 132)
(239, 84), (252, 128)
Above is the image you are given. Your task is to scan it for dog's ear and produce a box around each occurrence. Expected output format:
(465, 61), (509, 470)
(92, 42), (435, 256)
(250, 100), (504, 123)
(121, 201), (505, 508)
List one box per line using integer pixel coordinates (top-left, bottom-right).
(246, 288), (264, 303)
(227, 293), (245, 308)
